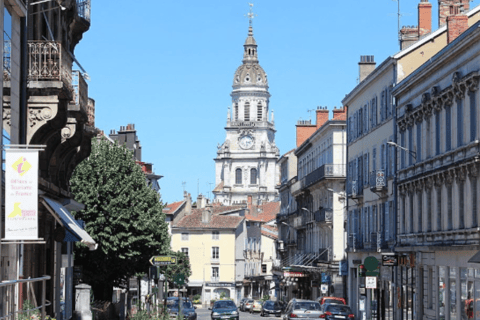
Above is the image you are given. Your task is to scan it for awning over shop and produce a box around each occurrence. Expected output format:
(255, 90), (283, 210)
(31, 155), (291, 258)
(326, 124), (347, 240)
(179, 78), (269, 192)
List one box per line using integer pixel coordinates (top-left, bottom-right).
(469, 250), (480, 263)
(41, 196), (97, 251)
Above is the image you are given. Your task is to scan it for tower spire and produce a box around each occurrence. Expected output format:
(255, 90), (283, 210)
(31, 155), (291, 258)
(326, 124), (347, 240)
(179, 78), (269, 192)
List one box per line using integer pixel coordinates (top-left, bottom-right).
(246, 3), (257, 29)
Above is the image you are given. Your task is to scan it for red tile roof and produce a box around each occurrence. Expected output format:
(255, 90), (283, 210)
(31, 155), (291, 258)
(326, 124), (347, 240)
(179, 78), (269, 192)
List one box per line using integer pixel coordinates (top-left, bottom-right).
(163, 200), (184, 215)
(245, 201), (280, 222)
(174, 207), (244, 229)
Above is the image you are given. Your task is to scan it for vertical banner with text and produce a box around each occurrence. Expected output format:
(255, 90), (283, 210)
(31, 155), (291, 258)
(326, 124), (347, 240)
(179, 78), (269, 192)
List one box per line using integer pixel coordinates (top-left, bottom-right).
(5, 149), (39, 240)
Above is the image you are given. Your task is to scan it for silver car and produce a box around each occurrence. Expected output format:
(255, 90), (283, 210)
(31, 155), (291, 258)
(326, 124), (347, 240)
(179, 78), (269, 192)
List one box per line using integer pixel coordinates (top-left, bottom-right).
(282, 299), (323, 320)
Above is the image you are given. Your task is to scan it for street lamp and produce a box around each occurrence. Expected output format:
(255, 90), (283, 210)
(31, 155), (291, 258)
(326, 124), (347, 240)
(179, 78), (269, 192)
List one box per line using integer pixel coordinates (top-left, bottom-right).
(387, 141), (416, 160)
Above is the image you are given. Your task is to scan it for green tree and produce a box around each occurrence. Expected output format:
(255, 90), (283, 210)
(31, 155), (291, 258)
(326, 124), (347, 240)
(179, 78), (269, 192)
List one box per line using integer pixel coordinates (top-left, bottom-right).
(162, 251), (192, 287)
(70, 138), (170, 300)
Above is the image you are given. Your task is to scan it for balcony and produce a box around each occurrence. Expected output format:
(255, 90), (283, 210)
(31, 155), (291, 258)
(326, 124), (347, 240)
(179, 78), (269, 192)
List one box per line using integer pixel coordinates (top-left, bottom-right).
(305, 164), (346, 187)
(77, 0), (91, 22)
(210, 257), (220, 264)
(314, 208), (333, 223)
(318, 248), (330, 262)
(291, 178), (305, 196)
(348, 181), (363, 199)
(369, 170), (387, 193)
(211, 277), (219, 282)
(71, 70), (88, 110)
(28, 41), (72, 85)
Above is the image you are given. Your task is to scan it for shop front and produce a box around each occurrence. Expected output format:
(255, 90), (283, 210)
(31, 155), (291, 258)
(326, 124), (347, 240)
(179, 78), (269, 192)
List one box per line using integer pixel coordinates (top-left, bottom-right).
(202, 282), (236, 307)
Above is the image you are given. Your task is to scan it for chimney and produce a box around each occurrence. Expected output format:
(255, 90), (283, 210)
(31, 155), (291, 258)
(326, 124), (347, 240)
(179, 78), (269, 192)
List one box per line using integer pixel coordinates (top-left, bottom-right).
(358, 56), (375, 83)
(439, 0), (470, 28)
(185, 192), (192, 214)
(332, 106), (348, 121)
(295, 120), (316, 148)
(447, 14), (468, 44)
(202, 205), (213, 223)
(316, 107), (329, 130)
(247, 195), (253, 205)
(418, 0), (432, 36)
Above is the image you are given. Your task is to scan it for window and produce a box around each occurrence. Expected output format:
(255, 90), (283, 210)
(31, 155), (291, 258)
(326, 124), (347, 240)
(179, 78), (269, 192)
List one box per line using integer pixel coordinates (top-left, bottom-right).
(181, 233), (189, 241)
(235, 168), (242, 184)
(262, 264), (267, 273)
(234, 103), (239, 120)
(212, 247), (219, 260)
(401, 131), (406, 169)
(417, 191), (422, 233)
(450, 268), (457, 319)
(439, 267), (446, 319)
(470, 91), (477, 142)
(212, 267), (219, 280)
(257, 103), (262, 121)
(459, 180), (465, 229)
(436, 111), (441, 155)
(212, 231), (219, 240)
(416, 123), (422, 162)
(427, 189), (432, 232)
(446, 105), (452, 151)
(447, 184), (453, 230)
(409, 195), (414, 233)
(437, 187), (442, 231)
(408, 127), (413, 166)
(458, 99), (464, 147)
(181, 248), (189, 256)
(244, 102), (250, 121)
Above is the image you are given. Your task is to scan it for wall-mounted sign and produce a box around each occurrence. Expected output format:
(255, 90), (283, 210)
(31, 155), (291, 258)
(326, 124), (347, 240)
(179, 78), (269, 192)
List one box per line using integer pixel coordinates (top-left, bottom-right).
(284, 272), (307, 277)
(5, 149), (39, 240)
(149, 256), (177, 266)
(320, 284), (328, 294)
(382, 253), (398, 266)
(205, 282), (235, 287)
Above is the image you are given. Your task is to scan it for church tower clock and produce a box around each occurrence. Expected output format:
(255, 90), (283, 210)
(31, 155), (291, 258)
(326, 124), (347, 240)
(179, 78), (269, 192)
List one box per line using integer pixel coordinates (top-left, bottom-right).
(213, 5), (279, 205)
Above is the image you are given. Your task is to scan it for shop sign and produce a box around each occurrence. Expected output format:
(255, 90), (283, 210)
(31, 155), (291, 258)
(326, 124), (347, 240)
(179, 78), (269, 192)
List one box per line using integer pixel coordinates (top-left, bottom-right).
(365, 276), (377, 289)
(205, 282), (235, 287)
(382, 253), (398, 266)
(5, 149), (39, 240)
(284, 272), (307, 277)
(321, 284), (328, 294)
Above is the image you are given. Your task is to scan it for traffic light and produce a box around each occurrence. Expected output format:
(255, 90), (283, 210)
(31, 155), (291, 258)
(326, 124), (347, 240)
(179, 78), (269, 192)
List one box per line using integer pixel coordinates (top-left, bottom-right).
(358, 264), (366, 277)
(150, 266), (159, 280)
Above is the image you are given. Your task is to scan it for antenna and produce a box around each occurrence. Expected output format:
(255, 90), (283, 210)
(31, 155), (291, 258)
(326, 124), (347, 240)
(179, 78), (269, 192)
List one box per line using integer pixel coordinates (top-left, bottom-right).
(307, 109), (315, 121)
(197, 179), (200, 197)
(182, 181), (186, 192)
(207, 182), (214, 200)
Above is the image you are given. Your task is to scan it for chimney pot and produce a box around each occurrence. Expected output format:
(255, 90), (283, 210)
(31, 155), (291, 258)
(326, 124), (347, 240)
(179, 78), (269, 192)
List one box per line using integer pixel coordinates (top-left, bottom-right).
(358, 55), (376, 82)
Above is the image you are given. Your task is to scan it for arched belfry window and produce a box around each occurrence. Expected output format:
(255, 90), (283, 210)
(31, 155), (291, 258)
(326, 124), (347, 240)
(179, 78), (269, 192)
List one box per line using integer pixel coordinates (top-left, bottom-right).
(234, 103), (239, 120)
(257, 103), (262, 121)
(250, 168), (257, 184)
(244, 102), (250, 121)
(236, 168), (242, 185)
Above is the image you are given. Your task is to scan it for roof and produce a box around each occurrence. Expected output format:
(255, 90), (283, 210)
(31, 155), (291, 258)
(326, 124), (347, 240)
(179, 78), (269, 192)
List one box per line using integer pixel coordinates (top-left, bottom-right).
(213, 181), (224, 192)
(163, 200), (184, 215)
(261, 225), (278, 240)
(245, 201), (280, 222)
(174, 208), (244, 230)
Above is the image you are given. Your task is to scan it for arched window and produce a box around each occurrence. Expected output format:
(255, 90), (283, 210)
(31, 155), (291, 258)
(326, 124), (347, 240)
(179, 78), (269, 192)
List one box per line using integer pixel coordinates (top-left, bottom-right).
(257, 103), (262, 121)
(234, 103), (239, 120)
(250, 168), (257, 184)
(244, 102), (250, 121)
(236, 168), (242, 184)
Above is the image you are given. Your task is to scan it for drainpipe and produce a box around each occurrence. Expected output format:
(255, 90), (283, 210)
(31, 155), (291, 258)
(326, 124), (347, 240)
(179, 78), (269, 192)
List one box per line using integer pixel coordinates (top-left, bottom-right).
(392, 63), (399, 320)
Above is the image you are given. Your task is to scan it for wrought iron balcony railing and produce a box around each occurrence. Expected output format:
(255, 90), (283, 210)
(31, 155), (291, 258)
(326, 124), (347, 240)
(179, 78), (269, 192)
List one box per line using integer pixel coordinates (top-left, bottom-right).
(314, 208), (333, 223)
(71, 70), (88, 109)
(28, 41), (72, 85)
(305, 164), (346, 188)
(77, 0), (91, 22)
(348, 180), (363, 198)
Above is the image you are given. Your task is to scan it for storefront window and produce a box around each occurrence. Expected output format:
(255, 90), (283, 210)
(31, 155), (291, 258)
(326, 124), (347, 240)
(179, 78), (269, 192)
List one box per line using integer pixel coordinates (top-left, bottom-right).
(450, 267), (457, 320)
(461, 268), (469, 320)
(439, 266), (446, 320)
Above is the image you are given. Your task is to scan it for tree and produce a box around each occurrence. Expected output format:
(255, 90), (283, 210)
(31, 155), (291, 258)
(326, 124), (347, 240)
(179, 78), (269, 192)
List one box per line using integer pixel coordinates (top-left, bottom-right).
(162, 251), (192, 286)
(70, 138), (170, 300)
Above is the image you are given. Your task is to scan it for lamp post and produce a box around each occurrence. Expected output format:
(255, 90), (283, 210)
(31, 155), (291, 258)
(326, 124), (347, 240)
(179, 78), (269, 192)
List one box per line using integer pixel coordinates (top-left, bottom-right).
(387, 141), (416, 160)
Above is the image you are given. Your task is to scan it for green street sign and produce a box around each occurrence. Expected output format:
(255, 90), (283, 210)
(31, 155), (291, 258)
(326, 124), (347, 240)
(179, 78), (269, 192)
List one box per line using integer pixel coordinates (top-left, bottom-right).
(149, 256), (177, 266)
(364, 256), (380, 277)
(174, 273), (185, 286)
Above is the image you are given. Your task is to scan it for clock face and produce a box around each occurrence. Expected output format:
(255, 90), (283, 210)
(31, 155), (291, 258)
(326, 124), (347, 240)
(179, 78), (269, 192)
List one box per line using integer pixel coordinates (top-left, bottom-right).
(239, 135), (254, 149)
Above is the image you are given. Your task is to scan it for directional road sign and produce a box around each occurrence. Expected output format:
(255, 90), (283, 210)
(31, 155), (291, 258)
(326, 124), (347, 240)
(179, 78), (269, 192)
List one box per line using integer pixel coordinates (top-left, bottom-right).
(149, 256), (177, 266)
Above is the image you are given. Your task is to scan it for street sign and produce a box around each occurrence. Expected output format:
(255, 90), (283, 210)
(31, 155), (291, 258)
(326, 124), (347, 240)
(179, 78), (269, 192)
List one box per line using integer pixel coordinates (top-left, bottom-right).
(365, 276), (377, 289)
(174, 273), (185, 286)
(149, 256), (177, 266)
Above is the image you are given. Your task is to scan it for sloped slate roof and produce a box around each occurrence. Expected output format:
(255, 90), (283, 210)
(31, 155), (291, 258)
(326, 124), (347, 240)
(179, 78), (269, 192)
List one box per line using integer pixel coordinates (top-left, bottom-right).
(175, 208), (244, 229)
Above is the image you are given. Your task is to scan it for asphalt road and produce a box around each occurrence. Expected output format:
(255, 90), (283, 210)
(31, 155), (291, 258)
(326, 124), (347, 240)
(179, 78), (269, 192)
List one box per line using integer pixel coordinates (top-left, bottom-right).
(196, 307), (282, 320)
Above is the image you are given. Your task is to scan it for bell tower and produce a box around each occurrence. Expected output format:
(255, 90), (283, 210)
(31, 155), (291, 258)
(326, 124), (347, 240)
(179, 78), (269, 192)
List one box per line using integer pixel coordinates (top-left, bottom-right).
(213, 4), (279, 205)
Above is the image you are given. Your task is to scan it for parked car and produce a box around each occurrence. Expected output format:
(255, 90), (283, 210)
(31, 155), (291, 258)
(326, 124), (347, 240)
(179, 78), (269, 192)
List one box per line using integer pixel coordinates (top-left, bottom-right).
(317, 297), (346, 306)
(242, 299), (254, 312)
(282, 299), (323, 320)
(260, 300), (283, 317)
(320, 304), (355, 319)
(166, 297), (197, 320)
(250, 300), (263, 313)
(239, 298), (249, 309)
(211, 300), (239, 320)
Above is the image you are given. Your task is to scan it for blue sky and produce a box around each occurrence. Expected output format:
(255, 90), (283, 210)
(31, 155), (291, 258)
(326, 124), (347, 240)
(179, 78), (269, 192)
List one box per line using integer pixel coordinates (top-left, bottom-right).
(75, 0), (480, 204)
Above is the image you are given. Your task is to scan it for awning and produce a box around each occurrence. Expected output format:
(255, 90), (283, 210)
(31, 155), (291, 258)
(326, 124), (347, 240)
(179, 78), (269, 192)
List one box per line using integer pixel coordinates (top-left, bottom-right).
(469, 250), (480, 263)
(41, 196), (97, 251)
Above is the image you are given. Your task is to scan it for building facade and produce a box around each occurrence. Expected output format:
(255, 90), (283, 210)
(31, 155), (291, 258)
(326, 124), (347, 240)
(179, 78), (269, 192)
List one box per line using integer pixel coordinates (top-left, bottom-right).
(392, 16), (480, 320)
(213, 22), (279, 205)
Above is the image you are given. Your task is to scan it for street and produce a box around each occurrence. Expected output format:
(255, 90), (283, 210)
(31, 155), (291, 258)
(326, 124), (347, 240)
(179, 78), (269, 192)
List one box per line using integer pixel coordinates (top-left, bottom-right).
(196, 307), (282, 320)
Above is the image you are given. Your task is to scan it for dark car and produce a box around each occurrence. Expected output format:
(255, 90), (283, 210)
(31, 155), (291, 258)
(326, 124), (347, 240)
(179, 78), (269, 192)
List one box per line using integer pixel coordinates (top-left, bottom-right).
(166, 297), (197, 320)
(211, 300), (239, 320)
(260, 300), (282, 317)
(320, 304), (355, 319)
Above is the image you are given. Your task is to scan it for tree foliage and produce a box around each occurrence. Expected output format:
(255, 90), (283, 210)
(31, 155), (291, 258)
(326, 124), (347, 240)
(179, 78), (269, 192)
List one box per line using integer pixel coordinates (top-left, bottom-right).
(162, 251), (192, 287)
(70, 138), (170, 300)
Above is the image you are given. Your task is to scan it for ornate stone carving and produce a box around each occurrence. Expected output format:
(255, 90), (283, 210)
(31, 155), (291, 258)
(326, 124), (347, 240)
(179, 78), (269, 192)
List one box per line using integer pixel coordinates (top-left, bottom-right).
(406, 115), (415, 128)
(465, 71), (480, 92)
(442, 90), (454, 107)
(431, 86), (440, 97)
(425, 176), (434, 190)
(407, 183), (415, 194)
(456, 166), (467, 182)
(452, 72), (466, 99)
(468, 163), (479, 177)
(434, 173), (444, 187)
(29, 107), (53, 127)
(423, 102), (433, 118)
(432, 97), (443, 112)
(415, 111), (424, 124)
(445, 170), (455, 185)
(399, 184), (406, 197)
(415, 180), (424, 193)
(399, 119), (407, 132)
(421, 92), (430, 104)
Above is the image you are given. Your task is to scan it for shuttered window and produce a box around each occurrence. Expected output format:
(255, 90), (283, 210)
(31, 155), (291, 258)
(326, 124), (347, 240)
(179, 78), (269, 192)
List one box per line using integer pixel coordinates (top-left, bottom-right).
(417, 191), (423, 233)
(447, 184), (453, 230)
(409, 194), (414, 233)
(446, 105), (451, 151)
(416, 123), (422, 162)
(459, 180), (464, 229)
(436, 111), (441, 155)
(470, 91), (477, 142)
(457, 99), (463, 147)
